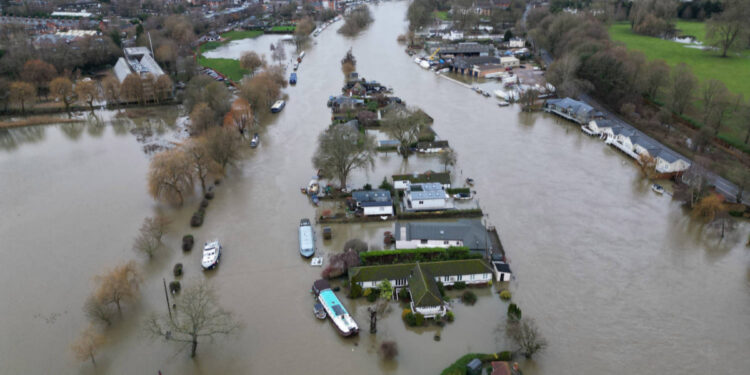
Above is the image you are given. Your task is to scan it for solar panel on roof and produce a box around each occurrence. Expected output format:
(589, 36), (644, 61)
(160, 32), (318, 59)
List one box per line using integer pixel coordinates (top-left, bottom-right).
(332, 305), (346, 316)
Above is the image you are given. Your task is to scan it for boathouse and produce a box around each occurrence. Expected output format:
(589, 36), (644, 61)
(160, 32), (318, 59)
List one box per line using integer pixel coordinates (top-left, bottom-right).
(404, 183), (451, 211)
(416, 140), (450, 153)
(395, 219), (492, 254)
(351, 190), (394, 216)
(492, 261), (512, 282)
(543, 97), (596, 125)
(438, 42), (492, 57)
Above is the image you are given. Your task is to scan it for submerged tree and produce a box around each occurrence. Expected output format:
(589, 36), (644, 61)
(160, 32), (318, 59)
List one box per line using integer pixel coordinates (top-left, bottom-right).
(94, 261), (141, 314)
(148, 148), (194, 205)
(341, 48), (356, 76)
(506, 317), (547, 359)
(312, 123), (376, 189)
(75, 79), (99, 112)
(145, 281), (239, 358)
(133, 215), (171, 259)
(204, 126), (243, 171)
(240, 51), (264, 76)
(71, 325), (105, 368)
(49, 77), (74, 116)
(186, 137), (220, 194)
(440, 148), (457, 172)
(381, 107), (431, 158)
(83, 294), (115, 327)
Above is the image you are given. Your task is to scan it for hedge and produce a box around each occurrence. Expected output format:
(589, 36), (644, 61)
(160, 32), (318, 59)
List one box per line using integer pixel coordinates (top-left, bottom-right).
(397, 208), (483, 220)
(360, 246), (480, 265)
(446, 187), (471, 194)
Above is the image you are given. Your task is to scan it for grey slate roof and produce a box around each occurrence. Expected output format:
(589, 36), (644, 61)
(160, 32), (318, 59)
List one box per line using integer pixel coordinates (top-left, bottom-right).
(408, 183), (447, 200)
(352, 190), (392, 207)
(396, 219), (491, 252)
(439, 43), (492, 55)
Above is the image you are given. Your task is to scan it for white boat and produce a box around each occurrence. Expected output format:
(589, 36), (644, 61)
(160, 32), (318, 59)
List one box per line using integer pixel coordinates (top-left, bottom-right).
(419, 60), (430, 69)
(414, 57), (422, 64)
(307, 177), (320, 195)
(201, 240), (221, 270)
(312, 279), (359, 336)
(271, 100), (285, 113)
(250, 133), (259, 148)
(453, 192), (472, 200)
(299, 219), (315, 258)
(651, 184), (665, 194)
(293, 62), (299, 71)
(497, 100), (510, 107)
(298, 51), (305, 60)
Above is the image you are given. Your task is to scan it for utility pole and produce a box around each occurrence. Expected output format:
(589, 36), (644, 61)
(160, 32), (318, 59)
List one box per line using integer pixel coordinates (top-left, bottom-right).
(163, 278), (173, 322)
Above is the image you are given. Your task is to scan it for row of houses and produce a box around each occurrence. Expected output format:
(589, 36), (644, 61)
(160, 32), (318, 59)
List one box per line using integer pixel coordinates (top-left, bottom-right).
(543, 98), (691, 177)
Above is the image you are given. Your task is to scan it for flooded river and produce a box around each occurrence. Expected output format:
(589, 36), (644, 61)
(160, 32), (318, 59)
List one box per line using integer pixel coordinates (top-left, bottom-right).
(2, 2), (750, 374)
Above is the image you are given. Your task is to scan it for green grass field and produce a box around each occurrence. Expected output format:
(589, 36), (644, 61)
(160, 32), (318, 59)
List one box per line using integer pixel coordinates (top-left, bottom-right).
(270, 25), (295, 32)
(609, 22), (750, 151)
(196, 30), (263, 82)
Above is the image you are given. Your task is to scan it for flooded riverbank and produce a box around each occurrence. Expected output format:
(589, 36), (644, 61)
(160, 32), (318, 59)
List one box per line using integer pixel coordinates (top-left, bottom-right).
(2, 2), (749, 374)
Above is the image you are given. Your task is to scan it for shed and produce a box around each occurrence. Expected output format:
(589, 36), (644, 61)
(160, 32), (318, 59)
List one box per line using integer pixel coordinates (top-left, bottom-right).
(466, 358), (483, 375)
(351, 190), (394, 216)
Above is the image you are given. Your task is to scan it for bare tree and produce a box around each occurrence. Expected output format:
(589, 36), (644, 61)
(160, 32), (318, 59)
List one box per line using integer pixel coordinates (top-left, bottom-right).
(701, 79), (729, 125)
(240, 51), (264, 76)
(190, 102), (216, 134)
(154, 75), (173, 103)
(440, 148), (457, 172)
(294, 17), (315, 49)
(239, 71), (282, 113)
(706, 0), (750, 57)
(223, 97), (254, 136)
(271, 43), (287, 64)
(148, 148), (194, 205)
(669, 63), (698, 115)
(381, 107), (430, 158)
(692, 193), (732, 237)
(133, 215), (171, 259)
(94, 261), (141, 314)
(341, 48), (357, 76)
(49, 77), (74, 116)
(71, 325), (105, 367)
(21, 59), (56, 97)
(75, 79), (99, 112)
(185, 136), (219, 194)
(101, 74), (121, 109)
(204, 126), (243, 171)
(506, 317), (547, 359)
(641, 59), (670, 98)
(728, 166), (750, 202)
(83, 295), (115, 327)
(121, 73), (144, 104)
(545, 54), (591, 98)
(312, 123), (376, 188)
(145, 281), (239, 358)
(9, 81), (36, 113)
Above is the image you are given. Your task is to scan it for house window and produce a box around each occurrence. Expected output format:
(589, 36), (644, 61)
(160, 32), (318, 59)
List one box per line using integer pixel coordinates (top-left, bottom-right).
(470, 274), (475, 280)
(420, 239), (428, 244)
(444, 276), (449, 282)
(419, 201), (424, 205)
(457, 275), (463, 281)
(443, 241), (449, 245)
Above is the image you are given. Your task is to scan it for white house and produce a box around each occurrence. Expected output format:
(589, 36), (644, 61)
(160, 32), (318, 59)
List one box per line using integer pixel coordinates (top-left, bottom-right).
(500, 56), (520, 68)
(395, 219), (492, 254)
(393, 171), (451, 190)
(351, 190), (394, 216)
(507, 38), (525, 48)
(404, 183), (451, 211)
(348, 260), (494, 318)
(442, 30), (464, 41)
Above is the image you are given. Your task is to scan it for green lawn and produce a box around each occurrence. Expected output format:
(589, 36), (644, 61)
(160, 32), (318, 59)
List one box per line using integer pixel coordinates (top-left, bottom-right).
(270, 25), (295, 32)
(674, 20), (706, 42)
(197, 56), (248, 82)
(609, 22), (750, 151)
(196, 29), (263, 82)
(435, 11), (450, 20)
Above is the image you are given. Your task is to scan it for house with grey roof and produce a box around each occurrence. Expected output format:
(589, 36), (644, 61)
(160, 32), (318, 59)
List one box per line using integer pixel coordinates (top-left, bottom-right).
(348, 259), (494, 318)
(392, 171), (451, 190)
(543, 97), (596, 125)
(351, 189), (393, 216)
(438, 42), (492, 57)
(395, 219), (492, 254)
(404, 182), (451, 211)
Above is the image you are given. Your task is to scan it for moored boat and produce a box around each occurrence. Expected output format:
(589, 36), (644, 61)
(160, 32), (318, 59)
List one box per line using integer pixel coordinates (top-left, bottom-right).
(466, 178), (475, 186)
(271, 100), (285, 113)
(312, 279), (359, 336)
(289, 72), (297, 85)
(497, 100), (510, 107)
(314, 303), (327, 319)
(201, 240), (221, 270)
(453, 192), (472, 200)
(250, 133), (259, 148)
(651, 183), (665, 195)
(299, 219), (315, 258)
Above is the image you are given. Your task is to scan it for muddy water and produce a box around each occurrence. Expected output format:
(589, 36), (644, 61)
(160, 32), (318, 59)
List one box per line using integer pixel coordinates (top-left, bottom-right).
(2, 2), (750, 374)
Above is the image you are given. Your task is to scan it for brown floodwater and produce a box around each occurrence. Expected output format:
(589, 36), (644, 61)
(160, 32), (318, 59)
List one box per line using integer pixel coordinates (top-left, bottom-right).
(2, 2), (750, 374)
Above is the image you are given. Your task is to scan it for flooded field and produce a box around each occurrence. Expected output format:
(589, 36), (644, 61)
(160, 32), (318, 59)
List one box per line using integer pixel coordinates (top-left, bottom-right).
(1, 2), (749, 375)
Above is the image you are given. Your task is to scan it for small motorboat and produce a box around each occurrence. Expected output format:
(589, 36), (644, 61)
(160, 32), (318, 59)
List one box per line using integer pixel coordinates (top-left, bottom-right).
(482, 91), (491, 97)
(201, 240), (222, 270)
(250, 133), (259, 148)
(307, 178), (320, 195)
(651, 184), (665, 195)
(293, 62), (299, 71)
(299, 219), (315, 258)
(453, 192), (472, 200)
(311, 194), (320, 206)
(497, 100), (510, 107)
(314, 303), (327, 319)
(271, 100), (285, 113)
(466, 178), (475, 186)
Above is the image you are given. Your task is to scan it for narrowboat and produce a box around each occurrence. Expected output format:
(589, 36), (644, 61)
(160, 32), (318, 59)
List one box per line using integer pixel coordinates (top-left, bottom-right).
(299, 218), (315, 258)
(289, 72), (297, 85)
(312, 279), (359, 336)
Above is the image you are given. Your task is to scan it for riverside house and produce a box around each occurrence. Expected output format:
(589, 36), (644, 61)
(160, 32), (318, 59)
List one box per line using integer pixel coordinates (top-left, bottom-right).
(351, 190), (394, 216)
(543, 97), (597, 125)
(392, 171), (451, 190)
(403, 183), (451, 211)
(395, 219), (493, 254)
(348, 259), (494, 318)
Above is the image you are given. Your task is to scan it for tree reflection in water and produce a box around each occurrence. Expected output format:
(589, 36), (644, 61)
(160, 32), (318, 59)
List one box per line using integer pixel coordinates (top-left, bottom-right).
(0, 126), (46, 151)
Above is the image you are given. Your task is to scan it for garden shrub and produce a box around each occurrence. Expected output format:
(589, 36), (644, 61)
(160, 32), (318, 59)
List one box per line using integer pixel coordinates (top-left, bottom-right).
(204, 191), (215, 200)
(379, 341), (398, 360)
(182, 234), (194, 251)
(507, 303), (522, 321)
(414, 312), (425, 326)
(398, 288), (410, 301)
(437, 281), (445, 297)
(434, 332), (441, 340)
(169, 281), (181, 294)
(190, 207), (205, 227)
(404, 311), (417, 326)
(200, 199), (209, 209)
(462, 291), (477, 305)
(446, 310), (455, 322)
(173, 263), (183, 277)
(436, 320), (445, 327)
(402, 308), (412, 320)
(363, 183), (372, 191)
(363, 288), (372, 297)
(499, 351), (513, 361)
(349, 283), (363, 298)
(454, 281), (467, 290)
(366, 290), (378, 302)
(499, 290), (512, 301)
(379, 177), (393, 191)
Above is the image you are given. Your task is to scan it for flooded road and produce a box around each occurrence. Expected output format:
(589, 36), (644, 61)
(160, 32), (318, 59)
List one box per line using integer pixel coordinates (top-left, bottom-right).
(2, 2), (750, 374)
